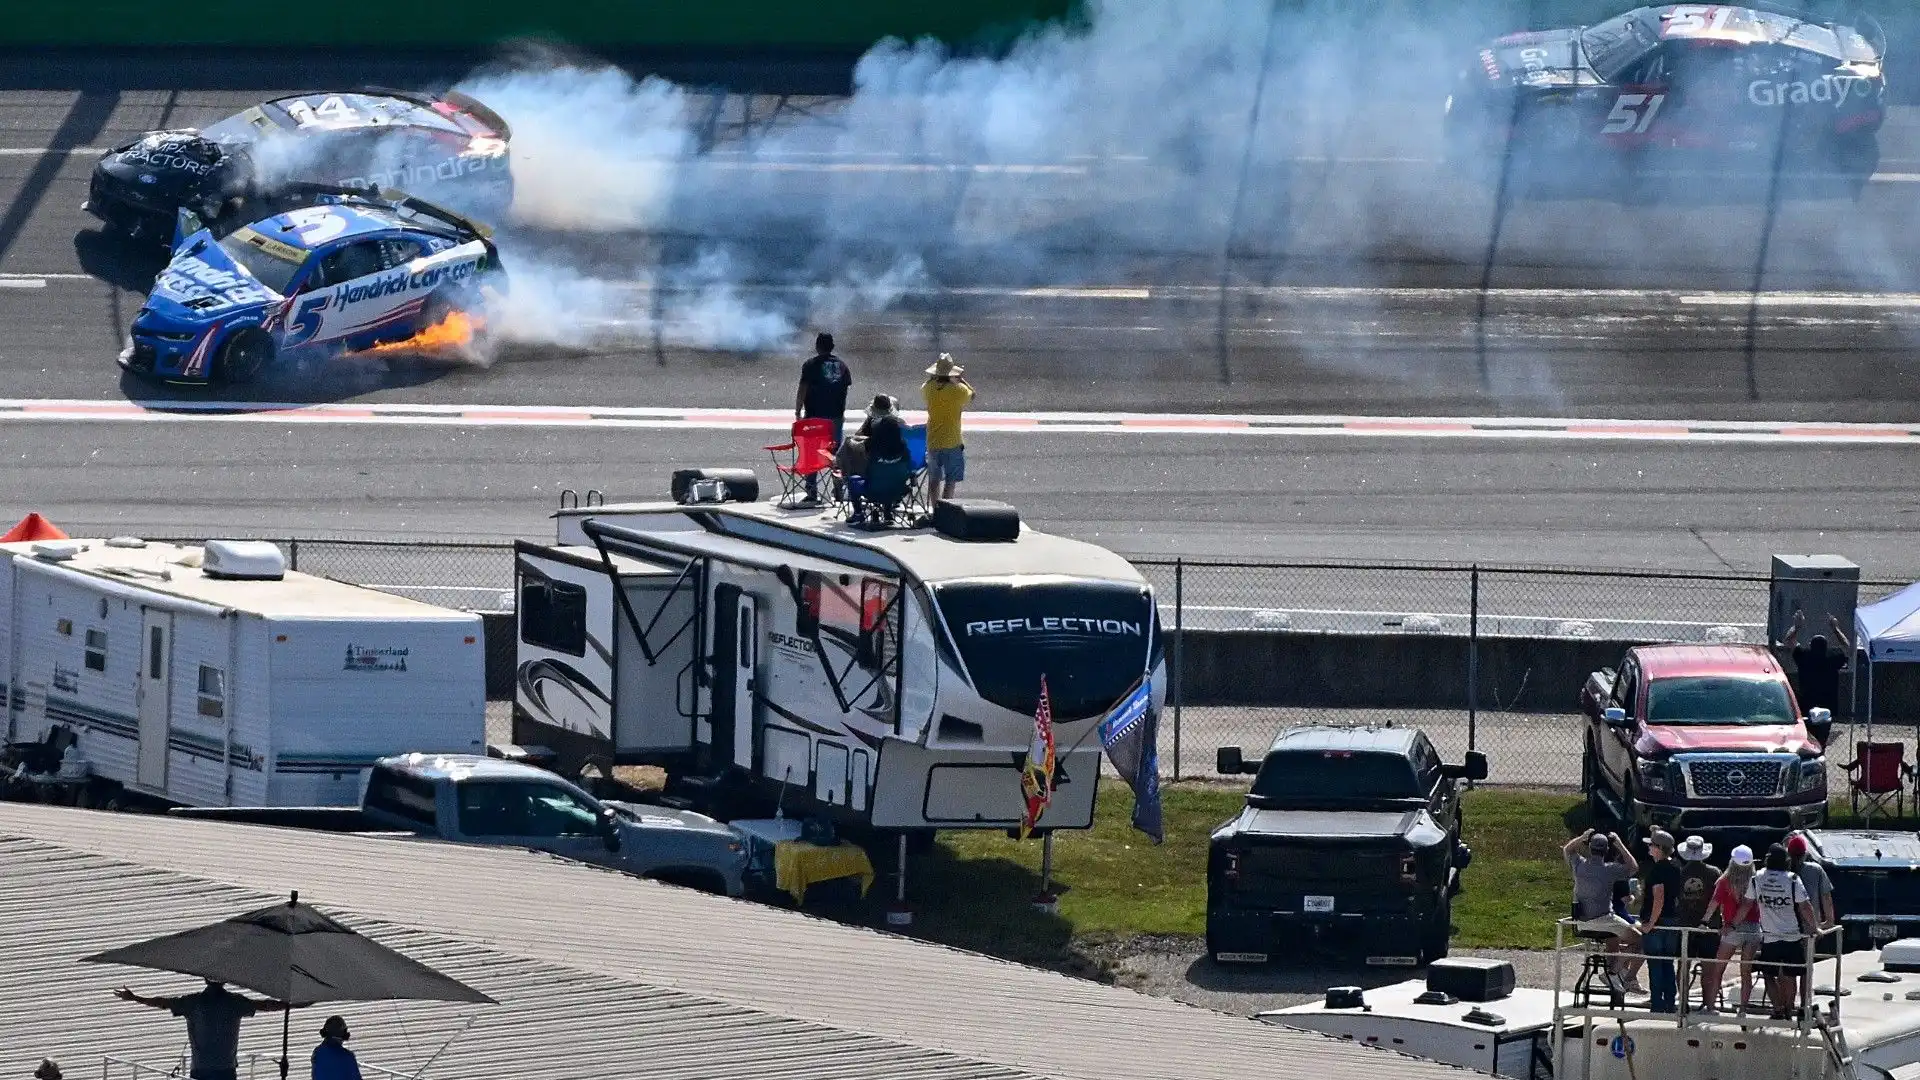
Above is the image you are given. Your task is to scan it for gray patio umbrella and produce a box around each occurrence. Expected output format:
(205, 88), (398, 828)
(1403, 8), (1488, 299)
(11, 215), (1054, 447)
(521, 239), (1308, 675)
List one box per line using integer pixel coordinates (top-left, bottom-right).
(84, 891), (493, 1077)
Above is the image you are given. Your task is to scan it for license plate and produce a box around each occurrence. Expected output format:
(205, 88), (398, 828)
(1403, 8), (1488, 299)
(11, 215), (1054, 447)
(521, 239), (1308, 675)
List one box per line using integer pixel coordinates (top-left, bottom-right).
(1304, 895), (1335, 913)
(1215, 951), (1269, 964)
(1367, 955), (1419, 967)
(1872, 923), (1898, 941)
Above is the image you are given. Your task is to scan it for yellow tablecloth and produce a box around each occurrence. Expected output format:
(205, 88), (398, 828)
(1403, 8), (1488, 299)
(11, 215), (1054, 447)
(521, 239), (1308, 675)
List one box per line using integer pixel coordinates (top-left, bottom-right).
(773, 840), (876, 904)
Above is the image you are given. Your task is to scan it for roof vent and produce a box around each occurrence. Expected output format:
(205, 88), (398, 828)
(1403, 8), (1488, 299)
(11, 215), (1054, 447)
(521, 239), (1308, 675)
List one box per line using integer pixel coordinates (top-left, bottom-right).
(31, 540), (85, 562)
(201, 540), (286, 581)
(1323, 986), (1366, 1010)
(104, 536), (148, 548)
(1883, 939), (1920, 973)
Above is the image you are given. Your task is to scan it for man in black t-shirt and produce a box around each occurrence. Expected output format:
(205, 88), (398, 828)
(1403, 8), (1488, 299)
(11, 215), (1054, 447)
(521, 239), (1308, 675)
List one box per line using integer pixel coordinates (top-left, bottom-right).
(795, 333), (852, 501)
(1641, 830), (1684, 1013)
(1780, 609), (1851, 713)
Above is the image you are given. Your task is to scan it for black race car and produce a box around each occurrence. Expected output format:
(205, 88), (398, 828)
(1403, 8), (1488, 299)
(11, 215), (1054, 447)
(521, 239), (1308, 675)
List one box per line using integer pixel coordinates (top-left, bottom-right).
(1444, 3), (1887, 196)
(86, 88), (513, 244)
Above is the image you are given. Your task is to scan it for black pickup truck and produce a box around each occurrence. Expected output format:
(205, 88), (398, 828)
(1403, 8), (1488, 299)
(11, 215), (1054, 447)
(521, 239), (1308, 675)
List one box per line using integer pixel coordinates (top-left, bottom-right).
(1208, 725), (1486, 966)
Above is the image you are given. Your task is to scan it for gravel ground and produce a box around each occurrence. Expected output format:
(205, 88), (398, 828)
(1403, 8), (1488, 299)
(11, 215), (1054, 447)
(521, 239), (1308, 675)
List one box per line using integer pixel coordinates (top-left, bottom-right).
(1098, 938), (1585, 1017)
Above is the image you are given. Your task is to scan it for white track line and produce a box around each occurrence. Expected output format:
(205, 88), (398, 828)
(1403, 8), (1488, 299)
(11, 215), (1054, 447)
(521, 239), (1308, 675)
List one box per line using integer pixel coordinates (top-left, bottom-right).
(0, 399), (1913, 444)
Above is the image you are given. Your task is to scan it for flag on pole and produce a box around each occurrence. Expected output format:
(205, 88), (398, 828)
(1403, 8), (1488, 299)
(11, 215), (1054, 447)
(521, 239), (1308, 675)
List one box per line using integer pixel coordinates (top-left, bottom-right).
(1099, 676), (1163, 843)
(1019, 676), (1057, 840)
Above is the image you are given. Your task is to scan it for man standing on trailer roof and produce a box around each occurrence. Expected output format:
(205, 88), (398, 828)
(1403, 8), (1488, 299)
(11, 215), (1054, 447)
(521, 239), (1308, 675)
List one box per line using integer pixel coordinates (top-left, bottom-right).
(921, 352), (974, 502)
(796, 332), (852, 504)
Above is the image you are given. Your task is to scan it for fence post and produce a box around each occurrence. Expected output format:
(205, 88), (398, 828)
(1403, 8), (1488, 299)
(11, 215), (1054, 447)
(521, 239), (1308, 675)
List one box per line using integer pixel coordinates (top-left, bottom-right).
(289, 539), (299, 572)
(1468, 564), (1479, 783)
(1172, 559), (1184, 781)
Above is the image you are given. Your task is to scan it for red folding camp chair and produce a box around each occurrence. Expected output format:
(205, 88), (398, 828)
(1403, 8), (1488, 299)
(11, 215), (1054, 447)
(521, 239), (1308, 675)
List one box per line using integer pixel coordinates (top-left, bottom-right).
(1845, 741), (1911, 819)
(765, 418), (838, 507)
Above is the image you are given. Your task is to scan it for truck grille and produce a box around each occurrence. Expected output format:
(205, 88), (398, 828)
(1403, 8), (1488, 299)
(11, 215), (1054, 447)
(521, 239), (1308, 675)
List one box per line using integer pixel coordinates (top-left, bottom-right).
(1684, 758), (1786, 798)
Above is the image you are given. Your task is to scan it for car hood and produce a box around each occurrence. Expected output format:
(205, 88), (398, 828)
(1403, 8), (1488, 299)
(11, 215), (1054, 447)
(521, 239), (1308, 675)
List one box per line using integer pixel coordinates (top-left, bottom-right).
(99, 129), (232, 197)
(1637, 723), (1815, 756)
(1234, 807), (1448, 846)
(1479, 29), (1596, 89)
(1800, 830), (1920, 868)
(144, 233), (282, 320)
(604, 801), (740, 840)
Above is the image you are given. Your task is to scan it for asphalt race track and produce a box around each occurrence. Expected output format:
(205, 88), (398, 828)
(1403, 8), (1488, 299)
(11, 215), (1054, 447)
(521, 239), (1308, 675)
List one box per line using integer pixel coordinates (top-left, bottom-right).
(0, 53), (1915, 580)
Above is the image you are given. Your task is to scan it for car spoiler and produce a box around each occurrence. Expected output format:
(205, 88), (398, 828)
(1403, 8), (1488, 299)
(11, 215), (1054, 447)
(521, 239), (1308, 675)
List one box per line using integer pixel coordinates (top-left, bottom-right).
(1740, 0), (1886, 53)
(358, 84), (513, 141)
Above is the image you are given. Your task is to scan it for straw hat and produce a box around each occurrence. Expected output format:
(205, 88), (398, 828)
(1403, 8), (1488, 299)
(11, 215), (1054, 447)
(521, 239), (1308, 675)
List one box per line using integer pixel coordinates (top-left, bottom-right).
(925, 353), (964, 377)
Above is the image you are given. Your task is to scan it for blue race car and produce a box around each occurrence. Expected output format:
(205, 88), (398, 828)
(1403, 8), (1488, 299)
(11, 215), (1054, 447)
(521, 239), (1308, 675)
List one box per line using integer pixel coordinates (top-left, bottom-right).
(120, 186), (505, 385)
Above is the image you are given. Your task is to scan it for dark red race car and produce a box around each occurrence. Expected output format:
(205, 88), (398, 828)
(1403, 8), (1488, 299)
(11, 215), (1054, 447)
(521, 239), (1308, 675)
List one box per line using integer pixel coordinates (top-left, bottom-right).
(1444, 3), (1887, 198)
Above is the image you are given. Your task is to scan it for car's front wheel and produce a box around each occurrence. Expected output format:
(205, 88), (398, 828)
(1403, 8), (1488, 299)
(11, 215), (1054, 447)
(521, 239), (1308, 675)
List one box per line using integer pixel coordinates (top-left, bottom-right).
(212, 329), (274, 385)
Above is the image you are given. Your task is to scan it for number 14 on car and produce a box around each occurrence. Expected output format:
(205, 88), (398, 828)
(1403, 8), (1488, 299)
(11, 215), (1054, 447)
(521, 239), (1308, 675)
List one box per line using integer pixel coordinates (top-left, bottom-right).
(1603, 93), (1666, 135)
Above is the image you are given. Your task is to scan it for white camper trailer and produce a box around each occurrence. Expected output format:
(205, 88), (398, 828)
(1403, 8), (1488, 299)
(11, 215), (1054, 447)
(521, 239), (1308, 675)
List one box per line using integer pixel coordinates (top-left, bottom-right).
(512, 499), (1165, 832)
(0, 538), (485, 809)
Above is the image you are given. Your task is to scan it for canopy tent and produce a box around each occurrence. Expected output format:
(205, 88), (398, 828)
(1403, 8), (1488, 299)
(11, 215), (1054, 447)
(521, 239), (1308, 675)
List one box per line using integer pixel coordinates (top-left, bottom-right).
(1857, 583), (1920, 664)
(1852, 584), (1920, 823)
(0, 513), (67, 542)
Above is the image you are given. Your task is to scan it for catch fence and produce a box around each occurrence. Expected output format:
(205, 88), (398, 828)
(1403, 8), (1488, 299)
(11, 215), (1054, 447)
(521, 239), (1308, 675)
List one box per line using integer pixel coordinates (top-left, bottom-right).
(138, 536), (1907, 789)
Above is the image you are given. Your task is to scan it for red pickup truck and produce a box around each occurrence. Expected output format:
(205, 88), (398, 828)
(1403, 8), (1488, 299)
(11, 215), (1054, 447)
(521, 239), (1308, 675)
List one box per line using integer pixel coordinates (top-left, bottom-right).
(1580, 643), (1833, 840)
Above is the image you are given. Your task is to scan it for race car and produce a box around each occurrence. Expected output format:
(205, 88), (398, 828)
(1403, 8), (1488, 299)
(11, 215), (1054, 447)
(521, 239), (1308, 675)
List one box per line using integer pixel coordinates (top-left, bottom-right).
(119, 187), (505, 385)
(86, 88), (513, 244)
(1444, 3), (1887, 196)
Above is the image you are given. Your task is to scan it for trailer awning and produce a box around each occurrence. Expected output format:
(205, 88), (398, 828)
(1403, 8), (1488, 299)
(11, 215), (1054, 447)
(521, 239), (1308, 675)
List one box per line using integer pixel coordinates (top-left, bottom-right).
(583, 519), (897, 582)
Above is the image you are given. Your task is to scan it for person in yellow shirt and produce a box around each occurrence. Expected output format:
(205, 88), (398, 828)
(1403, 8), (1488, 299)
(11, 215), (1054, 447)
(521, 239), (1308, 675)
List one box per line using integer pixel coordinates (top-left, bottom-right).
(920, 353), (974, 500)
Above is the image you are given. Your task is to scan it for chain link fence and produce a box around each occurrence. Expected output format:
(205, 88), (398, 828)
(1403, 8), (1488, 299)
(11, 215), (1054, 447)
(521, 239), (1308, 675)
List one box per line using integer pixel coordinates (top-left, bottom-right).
(135, 535), (1914, 790)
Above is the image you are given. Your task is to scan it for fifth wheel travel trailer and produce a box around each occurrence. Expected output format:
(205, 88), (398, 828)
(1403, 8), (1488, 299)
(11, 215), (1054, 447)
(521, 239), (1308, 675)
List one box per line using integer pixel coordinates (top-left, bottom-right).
(0, 537), (486, 810)
(512, 496), (1165, 832)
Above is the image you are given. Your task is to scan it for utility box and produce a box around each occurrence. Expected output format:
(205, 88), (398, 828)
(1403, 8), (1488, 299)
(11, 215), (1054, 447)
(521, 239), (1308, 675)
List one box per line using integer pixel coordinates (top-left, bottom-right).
(1769, 555), (1860, 647)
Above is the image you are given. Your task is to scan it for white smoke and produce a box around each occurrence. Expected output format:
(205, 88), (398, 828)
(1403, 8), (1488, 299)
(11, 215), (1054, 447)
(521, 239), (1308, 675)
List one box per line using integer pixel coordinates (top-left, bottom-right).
(417, 0), (1603, 395)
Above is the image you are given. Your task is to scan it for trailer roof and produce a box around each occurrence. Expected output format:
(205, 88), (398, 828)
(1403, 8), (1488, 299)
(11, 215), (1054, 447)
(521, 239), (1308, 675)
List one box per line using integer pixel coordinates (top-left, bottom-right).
(0, 540), (474, 620)
(0, 804), (1463, 1080)
(563, 502), (1147, 586)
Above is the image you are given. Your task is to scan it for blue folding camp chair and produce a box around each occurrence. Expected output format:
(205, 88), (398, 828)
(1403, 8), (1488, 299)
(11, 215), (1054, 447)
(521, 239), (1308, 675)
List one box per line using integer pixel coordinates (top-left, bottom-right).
(900, 424), (930, 520)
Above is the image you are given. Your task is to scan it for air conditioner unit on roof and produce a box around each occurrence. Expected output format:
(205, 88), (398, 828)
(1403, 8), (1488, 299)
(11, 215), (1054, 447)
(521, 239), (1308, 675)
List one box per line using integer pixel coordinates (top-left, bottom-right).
(201, 540), (286, 581)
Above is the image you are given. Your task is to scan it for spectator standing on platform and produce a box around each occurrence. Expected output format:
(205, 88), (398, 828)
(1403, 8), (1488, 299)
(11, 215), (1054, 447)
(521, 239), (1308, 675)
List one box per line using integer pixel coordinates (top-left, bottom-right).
(1708, 845), (1763, 1013)
(114, 980), (290, 1080)
(1749, 843), (1818, 1021)
(920, 353), (974, 501)
(796, 333), (852, 503)
(1640, 829), (1683, 1013)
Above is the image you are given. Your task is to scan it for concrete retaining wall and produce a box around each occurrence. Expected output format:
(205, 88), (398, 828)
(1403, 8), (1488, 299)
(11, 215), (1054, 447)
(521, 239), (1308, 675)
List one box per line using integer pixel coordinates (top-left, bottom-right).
(477, 614), (1920, 722)
(1174, 628), (1920, 720)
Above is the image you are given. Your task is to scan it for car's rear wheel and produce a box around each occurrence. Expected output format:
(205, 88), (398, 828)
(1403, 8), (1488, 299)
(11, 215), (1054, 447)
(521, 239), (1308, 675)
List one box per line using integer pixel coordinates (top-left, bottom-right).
(212, 329), (274, 385)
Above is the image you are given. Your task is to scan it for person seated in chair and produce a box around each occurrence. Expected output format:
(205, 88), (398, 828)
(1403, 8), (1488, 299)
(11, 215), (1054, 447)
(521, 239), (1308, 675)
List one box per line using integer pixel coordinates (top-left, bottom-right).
(851, 395), (911, 527)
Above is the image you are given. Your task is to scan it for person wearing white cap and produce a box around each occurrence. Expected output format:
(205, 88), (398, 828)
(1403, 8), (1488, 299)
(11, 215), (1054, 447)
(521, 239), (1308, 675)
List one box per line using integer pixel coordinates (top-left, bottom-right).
(920, 354), (974, 501)
(1707, 844), (1763, 1013)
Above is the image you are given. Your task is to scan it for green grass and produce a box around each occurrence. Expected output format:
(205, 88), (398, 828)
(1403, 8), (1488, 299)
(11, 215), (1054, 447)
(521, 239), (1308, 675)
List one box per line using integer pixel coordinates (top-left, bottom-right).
(820, 783), (1589, 976)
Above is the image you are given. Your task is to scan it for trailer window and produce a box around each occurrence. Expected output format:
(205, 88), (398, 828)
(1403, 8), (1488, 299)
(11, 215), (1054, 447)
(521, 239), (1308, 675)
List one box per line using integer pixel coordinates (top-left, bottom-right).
(198, 665), (226, 718)
(520, 576), (587, 656)
(933, 579), (1154, 719)
(364, 766), (438, 829)
(84, 629), (107, 672)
